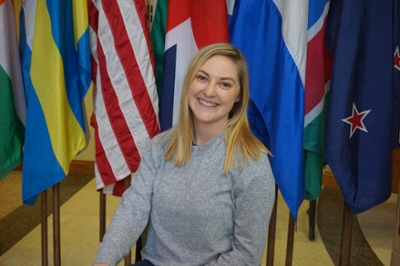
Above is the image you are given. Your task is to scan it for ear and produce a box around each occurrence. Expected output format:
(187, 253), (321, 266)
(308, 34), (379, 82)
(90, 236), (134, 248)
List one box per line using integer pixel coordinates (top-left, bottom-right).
(235, 96), (240, 103)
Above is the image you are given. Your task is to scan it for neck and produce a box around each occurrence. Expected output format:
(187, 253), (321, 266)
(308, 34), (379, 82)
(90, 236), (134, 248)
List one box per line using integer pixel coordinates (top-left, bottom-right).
(193, 122), (226, 145)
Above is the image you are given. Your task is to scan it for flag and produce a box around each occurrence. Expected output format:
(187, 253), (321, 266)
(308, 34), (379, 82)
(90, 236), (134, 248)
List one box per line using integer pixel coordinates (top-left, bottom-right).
(20, 0), (91, 205)
(159, 0), (230, 131)
(0, 0), (26, 180)
(303, 0), (332, 201)
(88, 0), (160, 196)
(150, 0), (168, 102)
(229, 0), (307, 220)
(324, 0), (400, 214)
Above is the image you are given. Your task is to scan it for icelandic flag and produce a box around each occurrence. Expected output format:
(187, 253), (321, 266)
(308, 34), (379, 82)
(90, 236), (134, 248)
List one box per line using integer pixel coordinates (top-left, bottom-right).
(229, 0), (308, 220)
(324, 0), (400, 214)
(20, 0), (91, 205)
(159, 0), (229, 131)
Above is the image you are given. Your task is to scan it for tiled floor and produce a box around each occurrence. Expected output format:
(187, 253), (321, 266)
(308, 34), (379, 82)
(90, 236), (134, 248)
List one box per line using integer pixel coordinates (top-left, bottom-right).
(0, 175), (397, 266)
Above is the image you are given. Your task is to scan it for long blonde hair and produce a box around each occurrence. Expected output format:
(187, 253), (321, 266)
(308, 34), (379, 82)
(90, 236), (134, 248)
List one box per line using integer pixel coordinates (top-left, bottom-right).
(163, 43), (269, 173)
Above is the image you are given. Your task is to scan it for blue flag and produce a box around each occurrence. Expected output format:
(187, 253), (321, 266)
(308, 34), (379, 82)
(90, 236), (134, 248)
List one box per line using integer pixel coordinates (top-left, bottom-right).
(324, 0), (400, 214)
(229, 0), (307, 220)
(20, 0), (91, 205)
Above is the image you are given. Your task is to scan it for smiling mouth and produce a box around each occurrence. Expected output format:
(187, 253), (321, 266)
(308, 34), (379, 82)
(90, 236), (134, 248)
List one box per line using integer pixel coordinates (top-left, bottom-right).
(199, 98), (218, 107)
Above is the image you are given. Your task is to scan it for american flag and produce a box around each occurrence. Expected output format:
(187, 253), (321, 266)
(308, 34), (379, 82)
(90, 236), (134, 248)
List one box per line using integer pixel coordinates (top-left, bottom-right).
(88, 0), (160, 196)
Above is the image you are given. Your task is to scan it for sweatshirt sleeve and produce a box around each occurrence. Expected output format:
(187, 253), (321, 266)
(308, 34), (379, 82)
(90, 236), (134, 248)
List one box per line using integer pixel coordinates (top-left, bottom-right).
(93, 139), (161, 266)
(205, 153), (276, 266)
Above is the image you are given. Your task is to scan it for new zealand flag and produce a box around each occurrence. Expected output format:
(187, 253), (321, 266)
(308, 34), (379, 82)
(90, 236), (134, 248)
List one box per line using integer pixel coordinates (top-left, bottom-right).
(324, 0), (400, 214)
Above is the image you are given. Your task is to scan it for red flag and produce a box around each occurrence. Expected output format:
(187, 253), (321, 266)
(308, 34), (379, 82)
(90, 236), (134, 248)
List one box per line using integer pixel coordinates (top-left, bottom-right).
(159, 0), (229, 131)
(89, 0), (160, 196)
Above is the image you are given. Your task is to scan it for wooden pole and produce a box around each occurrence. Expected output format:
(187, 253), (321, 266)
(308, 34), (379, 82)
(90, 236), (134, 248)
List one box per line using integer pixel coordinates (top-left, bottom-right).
(266, 185), (278, 266)
(308, 200), (316, 240)
(135, 237), (143, 262)
(41, 190), (48, 266)
(285, 213), (295, 266)
(53, 183), (61, 266)
(339, 202), (354, 266)
(99, 193), (106, 241)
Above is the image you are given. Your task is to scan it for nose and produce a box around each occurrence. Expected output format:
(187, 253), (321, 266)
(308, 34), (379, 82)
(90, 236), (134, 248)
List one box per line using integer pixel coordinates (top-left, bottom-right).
(203, 82), (217, 97)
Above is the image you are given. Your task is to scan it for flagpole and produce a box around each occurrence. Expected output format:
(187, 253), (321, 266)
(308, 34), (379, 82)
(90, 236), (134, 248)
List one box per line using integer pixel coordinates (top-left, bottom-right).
(266, 185), (278, 266)
(135, 235), (143, 262)
(308, 200), (316, 240)
(285, 213), (295, 266)
(339, 202), (354, 266)
(41, 190), (48, 266)
(99, 193), (106, 242)
(53, 183), (61, 266)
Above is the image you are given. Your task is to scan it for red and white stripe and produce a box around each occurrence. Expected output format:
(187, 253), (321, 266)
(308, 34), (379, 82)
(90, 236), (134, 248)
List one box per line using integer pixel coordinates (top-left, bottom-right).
(304, 1), (331, 127)
(88, 0), (160, 196)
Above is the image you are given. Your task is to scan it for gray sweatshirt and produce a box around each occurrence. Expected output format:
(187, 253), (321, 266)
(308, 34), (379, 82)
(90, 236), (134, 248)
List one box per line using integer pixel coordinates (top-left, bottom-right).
(93, 132), (275, 266)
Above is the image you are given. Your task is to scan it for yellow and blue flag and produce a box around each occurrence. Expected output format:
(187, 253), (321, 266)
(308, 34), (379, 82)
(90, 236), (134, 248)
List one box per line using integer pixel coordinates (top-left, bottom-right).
(20, 0), (91, 205)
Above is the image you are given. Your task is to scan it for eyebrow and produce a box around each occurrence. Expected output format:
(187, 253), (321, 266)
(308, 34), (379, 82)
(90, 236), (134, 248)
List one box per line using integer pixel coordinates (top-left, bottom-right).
(197, 70), (236, 83)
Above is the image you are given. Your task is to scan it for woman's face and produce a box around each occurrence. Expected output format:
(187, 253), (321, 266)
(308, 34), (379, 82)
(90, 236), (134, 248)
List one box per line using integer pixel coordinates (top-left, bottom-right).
(188, 55), (240, 132)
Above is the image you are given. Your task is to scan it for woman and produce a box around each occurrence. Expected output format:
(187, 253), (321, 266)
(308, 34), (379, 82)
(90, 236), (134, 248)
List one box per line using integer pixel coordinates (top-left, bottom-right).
(93, 43), (275, 266)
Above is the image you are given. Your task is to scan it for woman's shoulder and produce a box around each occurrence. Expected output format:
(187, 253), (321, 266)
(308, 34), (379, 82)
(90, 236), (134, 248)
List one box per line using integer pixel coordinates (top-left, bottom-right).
(247, 151), (271, 170)
(233, 151), (272, 178)
(148, 130), (173, 150)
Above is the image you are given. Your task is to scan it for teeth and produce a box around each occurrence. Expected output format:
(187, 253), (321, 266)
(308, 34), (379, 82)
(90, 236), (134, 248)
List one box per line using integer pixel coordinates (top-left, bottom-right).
(199, 99), (217, 107)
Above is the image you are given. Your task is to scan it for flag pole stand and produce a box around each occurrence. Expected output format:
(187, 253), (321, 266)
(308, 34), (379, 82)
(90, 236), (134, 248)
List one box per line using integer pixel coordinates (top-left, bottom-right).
(41, 190), (48, 266)
(307, 200), (316, 240)
(285, 213), (295, 266)
(339, 202), (354, 266)
(266, 185), (278, 266)
(53, 183), (61, 266)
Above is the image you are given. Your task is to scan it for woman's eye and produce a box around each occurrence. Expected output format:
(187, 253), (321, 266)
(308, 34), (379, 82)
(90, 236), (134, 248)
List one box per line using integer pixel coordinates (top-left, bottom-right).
(221, 82), (231, 88)
(196, 75), (207, 81)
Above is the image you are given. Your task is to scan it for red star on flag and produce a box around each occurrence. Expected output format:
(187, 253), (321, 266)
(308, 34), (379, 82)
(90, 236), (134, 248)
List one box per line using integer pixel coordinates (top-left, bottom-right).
(342, 103), (371, 138)
(395, 46), (400, 71)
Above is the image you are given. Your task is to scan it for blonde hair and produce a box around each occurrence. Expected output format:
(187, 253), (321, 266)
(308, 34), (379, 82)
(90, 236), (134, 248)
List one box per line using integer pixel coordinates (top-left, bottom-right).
(163, 43), (269, 173)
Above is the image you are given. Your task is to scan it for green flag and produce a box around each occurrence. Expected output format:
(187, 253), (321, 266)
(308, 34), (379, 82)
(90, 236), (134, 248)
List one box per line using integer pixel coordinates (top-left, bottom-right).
(150, 0), (168, 102)
(0, 0), (26, 180)
(303, 106), (328, 200)
(303, 1), (332, 201)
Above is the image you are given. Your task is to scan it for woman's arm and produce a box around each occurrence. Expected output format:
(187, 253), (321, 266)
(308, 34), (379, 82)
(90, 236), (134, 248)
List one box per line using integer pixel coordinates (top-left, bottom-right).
(93, 140), (161, 266)
(205, 153), (276, 266)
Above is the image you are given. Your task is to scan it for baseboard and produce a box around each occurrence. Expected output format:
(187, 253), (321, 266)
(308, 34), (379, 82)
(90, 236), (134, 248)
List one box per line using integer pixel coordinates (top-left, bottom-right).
(68, 160), (95, 175)
(14, 160), (95, 176)
(323, 170), (338, 187)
